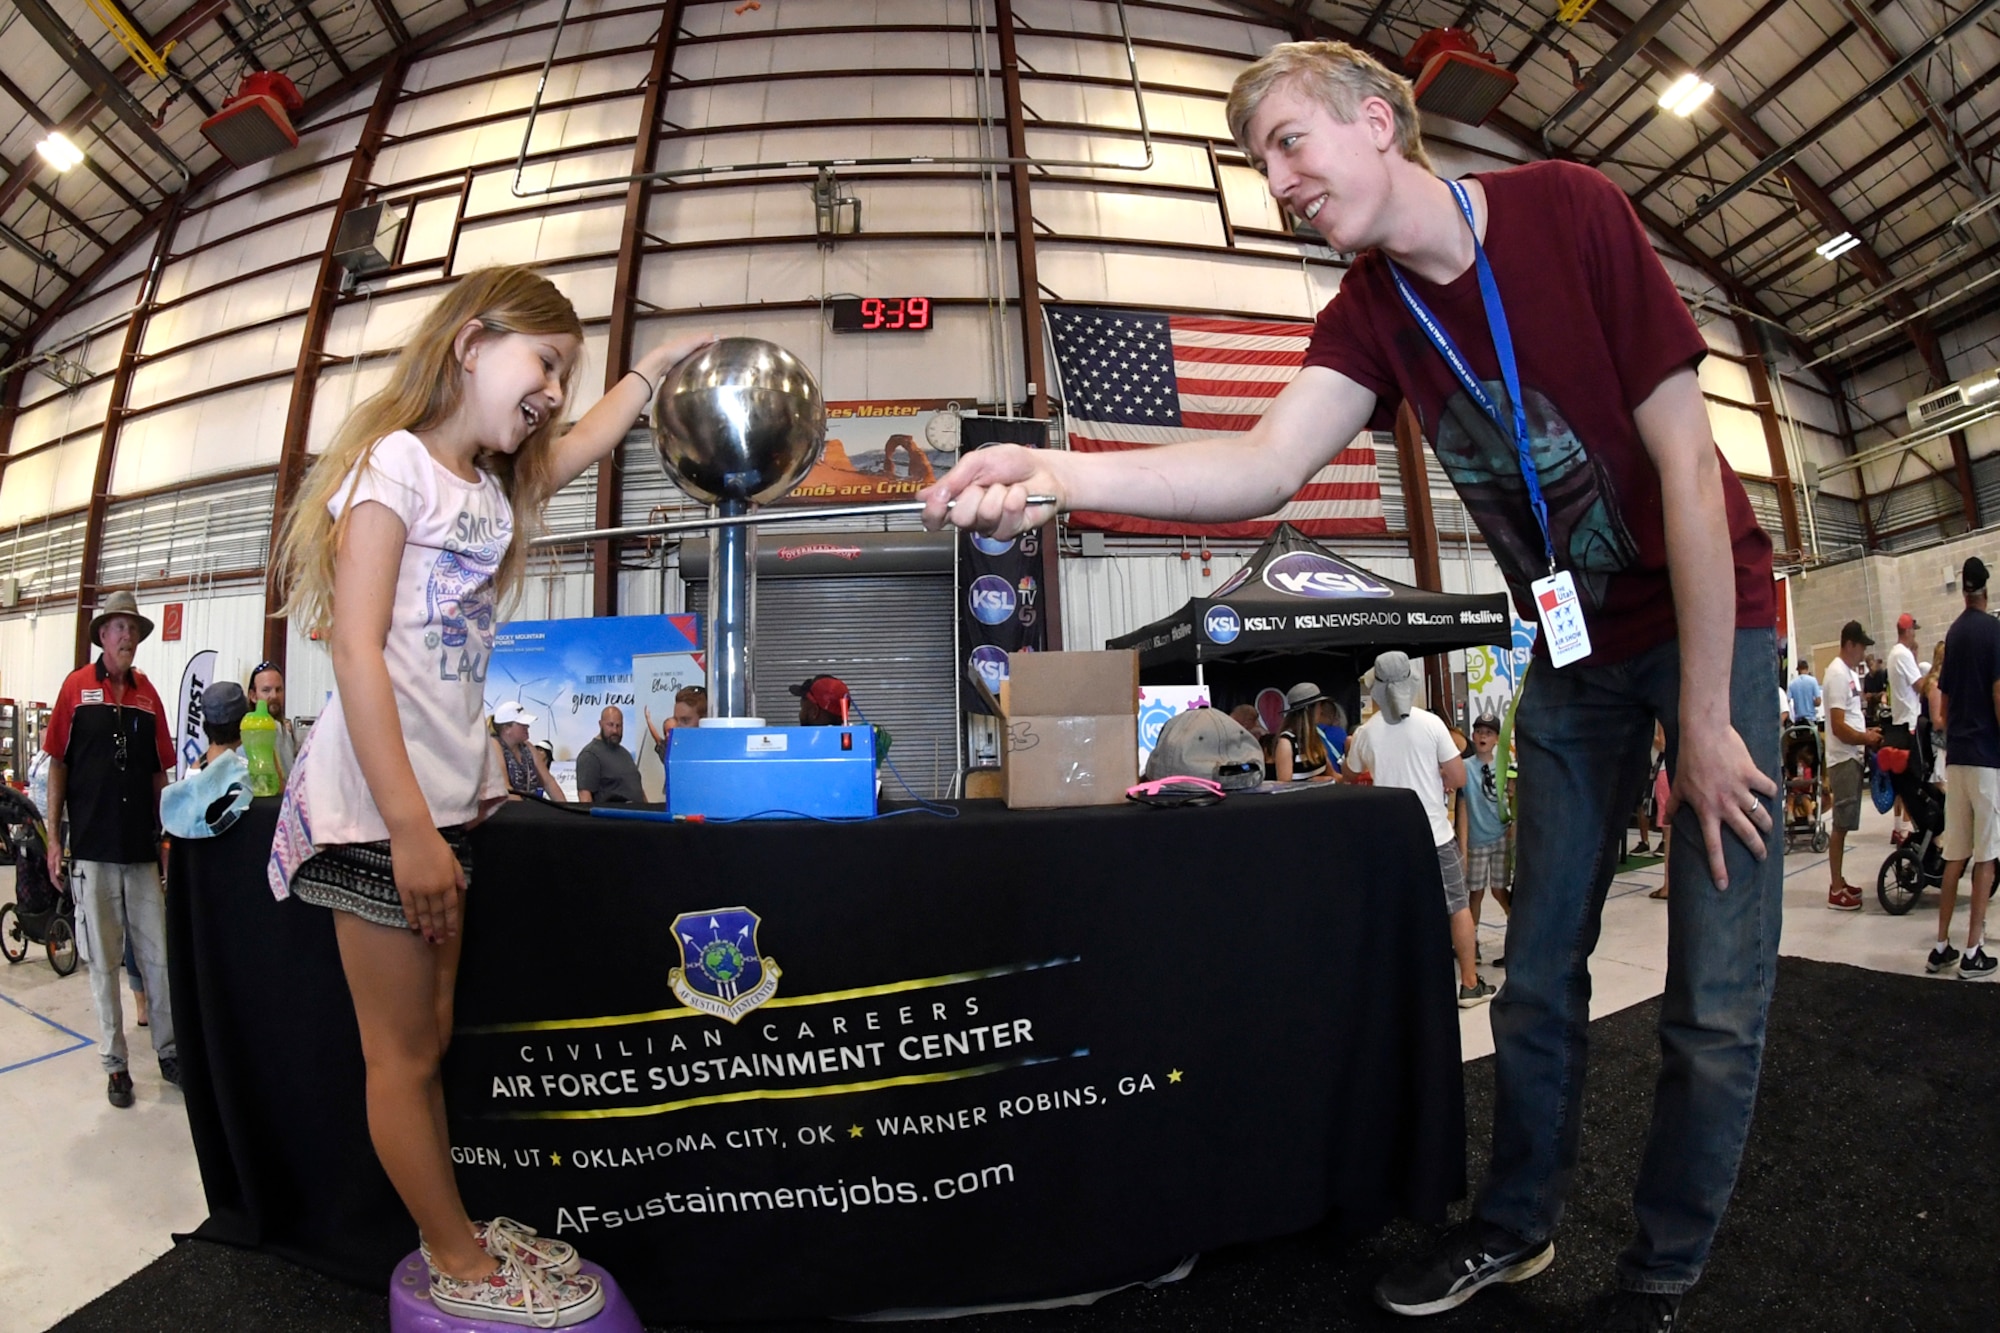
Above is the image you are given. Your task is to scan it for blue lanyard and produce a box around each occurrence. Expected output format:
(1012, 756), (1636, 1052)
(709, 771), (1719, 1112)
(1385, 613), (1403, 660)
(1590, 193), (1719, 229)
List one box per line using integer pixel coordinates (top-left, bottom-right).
(1387, 180), (1555, 575)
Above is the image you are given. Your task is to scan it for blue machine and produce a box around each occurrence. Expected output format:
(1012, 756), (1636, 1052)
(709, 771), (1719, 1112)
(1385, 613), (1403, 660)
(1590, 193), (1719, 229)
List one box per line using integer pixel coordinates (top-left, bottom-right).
(665, 723), (877, 820)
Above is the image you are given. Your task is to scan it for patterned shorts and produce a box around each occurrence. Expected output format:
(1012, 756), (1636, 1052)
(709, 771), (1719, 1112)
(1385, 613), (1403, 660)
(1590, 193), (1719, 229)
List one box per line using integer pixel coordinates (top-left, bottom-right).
(291, 827), (473, 930)
(1436, 841), (1469, 916)
(1465, 839), (1509, 894)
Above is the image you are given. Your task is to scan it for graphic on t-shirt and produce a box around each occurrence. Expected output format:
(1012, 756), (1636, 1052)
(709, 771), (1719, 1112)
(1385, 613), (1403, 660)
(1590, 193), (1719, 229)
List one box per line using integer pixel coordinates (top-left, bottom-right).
(425, 525), (505, 682)
(1431, 379), (1636, 608)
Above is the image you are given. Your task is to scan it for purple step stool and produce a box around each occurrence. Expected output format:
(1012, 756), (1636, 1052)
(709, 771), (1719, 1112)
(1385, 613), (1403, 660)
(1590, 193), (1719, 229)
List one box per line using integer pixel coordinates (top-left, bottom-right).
(388, 1251), (644, 1333)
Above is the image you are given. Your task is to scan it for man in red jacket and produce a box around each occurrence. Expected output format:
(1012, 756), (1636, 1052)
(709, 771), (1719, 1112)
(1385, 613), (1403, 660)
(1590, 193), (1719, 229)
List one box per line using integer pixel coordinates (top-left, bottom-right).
(44, 589), (180, 1108)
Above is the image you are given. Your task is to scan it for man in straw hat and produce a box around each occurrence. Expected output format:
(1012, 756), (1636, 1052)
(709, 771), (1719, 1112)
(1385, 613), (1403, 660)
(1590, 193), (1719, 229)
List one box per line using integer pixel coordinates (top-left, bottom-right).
(926, 37), (1782, 1332)
(42, 590), (180, 1108)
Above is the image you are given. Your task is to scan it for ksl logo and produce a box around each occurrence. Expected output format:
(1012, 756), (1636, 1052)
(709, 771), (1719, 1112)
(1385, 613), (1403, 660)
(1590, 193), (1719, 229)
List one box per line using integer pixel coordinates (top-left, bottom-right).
(968, 574), (1018, 625)
(1204, 603), (1241, 644)
(1262, 551), (1394, 599)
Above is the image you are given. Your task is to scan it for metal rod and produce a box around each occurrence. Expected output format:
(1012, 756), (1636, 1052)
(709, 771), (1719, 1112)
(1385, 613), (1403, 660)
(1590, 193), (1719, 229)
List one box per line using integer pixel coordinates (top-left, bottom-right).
(1801, 264), (2000, 371)
(708, 498), (755, 719)
(1812, 400), (2000, 480)
(508, 0), (1155, 200)
(533, 497), (1059, 547)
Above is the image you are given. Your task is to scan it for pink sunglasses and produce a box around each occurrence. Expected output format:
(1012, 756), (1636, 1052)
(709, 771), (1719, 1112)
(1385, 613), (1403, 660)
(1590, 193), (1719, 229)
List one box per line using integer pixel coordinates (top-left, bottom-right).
(1126, 775), (1226, 807)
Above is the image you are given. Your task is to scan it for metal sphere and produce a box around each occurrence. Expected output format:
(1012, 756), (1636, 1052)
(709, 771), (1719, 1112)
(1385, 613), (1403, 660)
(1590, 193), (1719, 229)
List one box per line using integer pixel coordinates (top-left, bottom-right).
(651, 337), (825, 506)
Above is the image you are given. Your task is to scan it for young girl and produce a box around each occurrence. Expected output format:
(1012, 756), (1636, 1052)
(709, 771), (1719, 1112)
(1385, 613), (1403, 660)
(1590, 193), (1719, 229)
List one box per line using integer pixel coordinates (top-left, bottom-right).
(266, 266), (709, 1326)
(1272, 687), (1331, 782)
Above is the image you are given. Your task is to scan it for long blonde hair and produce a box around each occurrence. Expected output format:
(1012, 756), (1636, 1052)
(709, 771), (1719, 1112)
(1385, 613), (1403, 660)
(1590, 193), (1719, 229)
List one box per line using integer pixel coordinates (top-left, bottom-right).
(274, 267), (585, 637)
(1282, 704), (1329, 772)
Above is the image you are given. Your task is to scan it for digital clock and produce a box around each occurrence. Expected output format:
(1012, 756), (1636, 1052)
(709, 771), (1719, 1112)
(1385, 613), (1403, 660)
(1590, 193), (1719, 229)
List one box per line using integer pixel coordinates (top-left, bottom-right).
(830, 296), (933, 332)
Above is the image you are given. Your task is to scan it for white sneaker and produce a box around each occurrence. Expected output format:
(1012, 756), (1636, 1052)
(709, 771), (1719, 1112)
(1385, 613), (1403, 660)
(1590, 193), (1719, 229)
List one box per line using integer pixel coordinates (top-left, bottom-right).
(478, 1216), (581, 1277)
(430, 1254), (604, 1328)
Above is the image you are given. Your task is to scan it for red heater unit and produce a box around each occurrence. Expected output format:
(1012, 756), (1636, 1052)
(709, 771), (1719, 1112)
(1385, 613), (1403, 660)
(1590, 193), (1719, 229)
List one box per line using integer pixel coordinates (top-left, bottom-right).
(1404, 29), (1518, 127)
(200, 71), (305, 169)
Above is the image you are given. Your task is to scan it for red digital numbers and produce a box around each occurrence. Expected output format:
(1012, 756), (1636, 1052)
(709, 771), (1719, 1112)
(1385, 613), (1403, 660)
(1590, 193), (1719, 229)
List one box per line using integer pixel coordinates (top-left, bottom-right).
(837, 297), (932, 332)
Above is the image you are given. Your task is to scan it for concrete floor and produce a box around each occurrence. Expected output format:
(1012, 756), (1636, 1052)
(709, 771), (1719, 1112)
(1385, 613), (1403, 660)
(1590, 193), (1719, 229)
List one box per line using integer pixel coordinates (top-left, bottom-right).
(0, 801), (1988, 1333)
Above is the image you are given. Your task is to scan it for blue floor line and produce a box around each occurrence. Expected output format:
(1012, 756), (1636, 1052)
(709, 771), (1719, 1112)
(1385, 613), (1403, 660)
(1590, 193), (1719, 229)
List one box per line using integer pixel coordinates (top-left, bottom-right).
(0, 985), (95, 1075)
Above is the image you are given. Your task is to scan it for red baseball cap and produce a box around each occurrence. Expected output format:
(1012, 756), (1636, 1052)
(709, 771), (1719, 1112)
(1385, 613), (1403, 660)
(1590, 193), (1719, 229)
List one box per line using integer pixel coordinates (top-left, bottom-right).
(1897, 613), (1919, 631)
(789, 675), (850, 714)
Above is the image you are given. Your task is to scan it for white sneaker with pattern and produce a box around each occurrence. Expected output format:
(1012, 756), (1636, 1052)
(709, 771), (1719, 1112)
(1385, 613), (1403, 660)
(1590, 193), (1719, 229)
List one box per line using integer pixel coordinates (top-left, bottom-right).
(429, 1253), (604, 1328)
(478, 1216), (581, 1277)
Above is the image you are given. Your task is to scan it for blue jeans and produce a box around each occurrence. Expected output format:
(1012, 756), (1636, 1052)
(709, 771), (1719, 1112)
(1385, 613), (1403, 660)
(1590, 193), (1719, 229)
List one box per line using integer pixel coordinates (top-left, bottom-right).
(1476, 628), (1782, 1295)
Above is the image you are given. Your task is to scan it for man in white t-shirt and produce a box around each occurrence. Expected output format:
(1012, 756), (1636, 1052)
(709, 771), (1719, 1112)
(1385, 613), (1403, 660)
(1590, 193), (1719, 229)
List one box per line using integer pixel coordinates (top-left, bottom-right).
(1887, 613), (1926, 841)
(1823, 620), (1883, 911)
(1346, 651), (1490, 1008)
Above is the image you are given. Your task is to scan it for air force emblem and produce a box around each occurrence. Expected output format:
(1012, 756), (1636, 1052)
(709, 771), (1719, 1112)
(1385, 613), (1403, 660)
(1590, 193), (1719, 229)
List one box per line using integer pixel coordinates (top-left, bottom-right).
(669, 908), (781, 1023)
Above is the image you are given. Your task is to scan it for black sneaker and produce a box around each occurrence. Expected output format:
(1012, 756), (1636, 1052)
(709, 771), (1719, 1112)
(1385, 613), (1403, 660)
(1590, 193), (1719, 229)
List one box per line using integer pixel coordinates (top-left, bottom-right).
(1585, 1289), (1681, 1331)
(107, 1071), (135, 1109)
(1961, 946), (1996, 980)
(1926, 943), (1960, 975)
(1374, 1217), (1554, 1316)
(159, 1057), (181, 1088)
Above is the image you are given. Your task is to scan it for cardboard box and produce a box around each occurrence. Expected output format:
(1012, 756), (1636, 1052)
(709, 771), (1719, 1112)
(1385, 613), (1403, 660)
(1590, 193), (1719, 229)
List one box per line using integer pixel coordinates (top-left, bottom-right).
(983, 650), (1138, 809)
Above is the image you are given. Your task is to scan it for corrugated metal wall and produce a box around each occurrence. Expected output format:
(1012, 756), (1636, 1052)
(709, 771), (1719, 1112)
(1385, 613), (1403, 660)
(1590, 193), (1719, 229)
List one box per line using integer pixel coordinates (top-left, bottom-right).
(684, 571), (959, 798)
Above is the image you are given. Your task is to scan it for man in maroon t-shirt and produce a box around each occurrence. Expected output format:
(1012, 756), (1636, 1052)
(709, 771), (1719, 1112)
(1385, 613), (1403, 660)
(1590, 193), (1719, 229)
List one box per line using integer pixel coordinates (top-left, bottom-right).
(925, 40), (1780, 1333)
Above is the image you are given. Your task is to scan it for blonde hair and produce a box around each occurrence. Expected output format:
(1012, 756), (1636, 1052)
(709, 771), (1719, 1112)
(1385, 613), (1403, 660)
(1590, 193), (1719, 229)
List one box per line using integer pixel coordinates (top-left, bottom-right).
(274, 267), (585, 638)
(1282, 705), (1329, 772)
(1226, 41), (1432, 171)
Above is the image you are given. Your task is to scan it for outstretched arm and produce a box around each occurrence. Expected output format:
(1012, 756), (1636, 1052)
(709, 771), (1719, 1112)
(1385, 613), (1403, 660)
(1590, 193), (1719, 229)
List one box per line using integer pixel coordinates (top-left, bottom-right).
(547, 333), (717, 489)
(920, 366), (1379, 539)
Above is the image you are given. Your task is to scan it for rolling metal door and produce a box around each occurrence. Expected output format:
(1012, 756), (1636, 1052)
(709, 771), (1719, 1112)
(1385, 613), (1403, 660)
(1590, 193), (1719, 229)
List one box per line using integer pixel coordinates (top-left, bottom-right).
(684, 573), (960, 798)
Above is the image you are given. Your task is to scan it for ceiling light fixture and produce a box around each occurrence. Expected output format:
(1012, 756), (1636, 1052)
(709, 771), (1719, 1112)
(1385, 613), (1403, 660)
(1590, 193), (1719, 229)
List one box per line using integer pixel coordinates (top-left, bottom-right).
(35, 132), (84, 172)
(1658, 72), (1715, 117)
(1816, 232), (1862, 261)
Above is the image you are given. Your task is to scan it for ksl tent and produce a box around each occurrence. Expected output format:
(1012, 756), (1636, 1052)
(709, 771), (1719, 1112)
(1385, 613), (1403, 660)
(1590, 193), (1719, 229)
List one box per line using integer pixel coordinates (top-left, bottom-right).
(1108, 524), (1512, 669)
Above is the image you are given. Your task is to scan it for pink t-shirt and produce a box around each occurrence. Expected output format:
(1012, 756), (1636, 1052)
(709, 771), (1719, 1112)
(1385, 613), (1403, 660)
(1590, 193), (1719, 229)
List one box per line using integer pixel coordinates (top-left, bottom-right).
(269, 432), (510, 897)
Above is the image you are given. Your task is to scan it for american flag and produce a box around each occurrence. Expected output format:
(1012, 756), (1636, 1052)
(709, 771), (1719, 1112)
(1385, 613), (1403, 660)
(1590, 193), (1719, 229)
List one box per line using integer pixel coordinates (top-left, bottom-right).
(1046, 304), (1386, 538)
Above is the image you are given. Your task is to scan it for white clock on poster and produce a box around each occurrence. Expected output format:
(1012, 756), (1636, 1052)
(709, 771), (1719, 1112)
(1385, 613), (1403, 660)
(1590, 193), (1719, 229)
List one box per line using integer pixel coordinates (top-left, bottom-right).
(924, 406), (962, 454)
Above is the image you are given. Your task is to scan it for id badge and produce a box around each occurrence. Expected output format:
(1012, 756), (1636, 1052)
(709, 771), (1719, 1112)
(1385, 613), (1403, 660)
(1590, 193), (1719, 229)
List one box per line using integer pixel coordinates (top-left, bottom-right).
(1531, 570), (1593, 668)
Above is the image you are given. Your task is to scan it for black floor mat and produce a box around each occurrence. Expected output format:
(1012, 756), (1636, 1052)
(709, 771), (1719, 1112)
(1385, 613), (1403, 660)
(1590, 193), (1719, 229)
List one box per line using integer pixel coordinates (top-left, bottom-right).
(50, 957), (2000, 1332)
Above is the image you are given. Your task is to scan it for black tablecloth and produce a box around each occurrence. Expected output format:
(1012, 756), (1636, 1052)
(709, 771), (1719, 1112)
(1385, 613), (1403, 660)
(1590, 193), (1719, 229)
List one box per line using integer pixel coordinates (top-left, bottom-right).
(169, 789), (1464, 1322)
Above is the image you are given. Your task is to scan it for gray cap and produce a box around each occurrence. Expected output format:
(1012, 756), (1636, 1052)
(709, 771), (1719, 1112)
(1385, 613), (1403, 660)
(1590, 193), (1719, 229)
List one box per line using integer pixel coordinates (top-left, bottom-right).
(1370, 650), (1417, 723)
(1143, 707), (1266, 791)
(1284, 682), (1329, 711)
(200, 680), (248, 728)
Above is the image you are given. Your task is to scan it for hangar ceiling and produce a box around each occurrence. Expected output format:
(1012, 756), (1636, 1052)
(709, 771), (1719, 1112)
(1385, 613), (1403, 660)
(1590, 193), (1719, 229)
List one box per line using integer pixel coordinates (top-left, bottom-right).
(0, 0), (1994, 388)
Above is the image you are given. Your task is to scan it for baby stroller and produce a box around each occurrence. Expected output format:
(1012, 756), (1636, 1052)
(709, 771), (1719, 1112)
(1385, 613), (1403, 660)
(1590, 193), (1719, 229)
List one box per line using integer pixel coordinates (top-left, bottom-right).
(1781, 721), (1829, 853)
(0, 785), (78, 976)
(1875, 719), (1945, 916)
